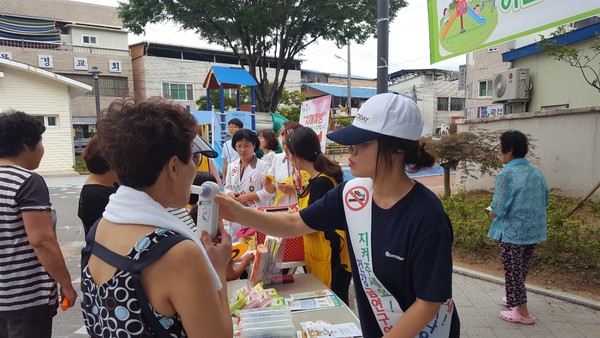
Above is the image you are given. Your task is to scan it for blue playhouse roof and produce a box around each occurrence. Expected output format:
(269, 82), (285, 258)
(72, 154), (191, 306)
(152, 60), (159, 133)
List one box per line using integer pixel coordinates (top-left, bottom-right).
(203, 66), (258, 89)
(307, 83), (411, 100)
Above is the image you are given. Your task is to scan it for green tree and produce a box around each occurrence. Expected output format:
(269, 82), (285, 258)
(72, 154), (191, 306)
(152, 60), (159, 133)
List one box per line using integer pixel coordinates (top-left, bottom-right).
(423, 128), (504, 198)
(196, 87), (304, 122)
(276, 90), (305, 121)
(196, 87), (251, 111)
(118, 0), (407, 112)
(538, 27), (600, 92)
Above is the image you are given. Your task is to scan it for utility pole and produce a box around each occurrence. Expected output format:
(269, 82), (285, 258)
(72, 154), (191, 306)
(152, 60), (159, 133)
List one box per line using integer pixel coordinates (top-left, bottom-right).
(335, 46), (352, 115)
(377, 0), (389, 93)
(89, 66), (102, 119)
(412, 85), (417, 103)
(347, 42), (352, 115)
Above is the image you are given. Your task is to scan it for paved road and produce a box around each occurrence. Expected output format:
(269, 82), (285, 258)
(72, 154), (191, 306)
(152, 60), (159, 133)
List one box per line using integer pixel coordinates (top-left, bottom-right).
(45, 176), (600, 337)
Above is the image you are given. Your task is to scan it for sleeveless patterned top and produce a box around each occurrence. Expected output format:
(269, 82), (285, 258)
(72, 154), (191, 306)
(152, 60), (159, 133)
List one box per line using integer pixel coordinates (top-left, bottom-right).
(81, 228), (186, 337)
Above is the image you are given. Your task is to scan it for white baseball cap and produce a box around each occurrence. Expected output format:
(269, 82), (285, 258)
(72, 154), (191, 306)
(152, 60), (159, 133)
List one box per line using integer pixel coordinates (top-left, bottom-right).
(327, 93), (423, 145)
(192, 135), (218, 158)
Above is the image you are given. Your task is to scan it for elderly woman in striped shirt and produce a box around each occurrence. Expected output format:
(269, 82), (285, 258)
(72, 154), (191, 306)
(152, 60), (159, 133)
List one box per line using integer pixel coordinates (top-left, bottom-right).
(0, 110), (77, 338)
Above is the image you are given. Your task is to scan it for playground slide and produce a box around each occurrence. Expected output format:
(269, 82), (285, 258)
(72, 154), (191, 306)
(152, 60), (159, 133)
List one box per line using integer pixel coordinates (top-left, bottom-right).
(212, 140), (223, 175)
(467, 7), (486, 25)
(441, 11), (458, 40)
(192, 109), (288, 175)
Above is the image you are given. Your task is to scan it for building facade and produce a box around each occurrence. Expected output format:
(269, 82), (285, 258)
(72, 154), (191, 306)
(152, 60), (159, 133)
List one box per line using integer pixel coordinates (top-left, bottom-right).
(300, 70), (377, 115)
(0, 58), (91, 175)
(502, 22), (600, 112)
(389, 69), (464, 135)
(464, 19), (600, 119)
(130, 42), (302, 111)
(0, 0), (133, 153)
(464, 42), (514, 119)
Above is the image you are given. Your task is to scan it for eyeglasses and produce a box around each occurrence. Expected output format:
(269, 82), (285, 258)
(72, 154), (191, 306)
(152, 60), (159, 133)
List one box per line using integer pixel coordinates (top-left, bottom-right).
(235, 143), (254, 150)
(192, 153), (202, 167)
(347, 140), (377, 155)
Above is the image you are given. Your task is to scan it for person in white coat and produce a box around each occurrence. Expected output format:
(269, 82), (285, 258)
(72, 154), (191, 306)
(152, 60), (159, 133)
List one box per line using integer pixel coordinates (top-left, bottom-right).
(264, 121), (303, 207)
(224, 129), (273, 239)
(221, 118), (243, 185)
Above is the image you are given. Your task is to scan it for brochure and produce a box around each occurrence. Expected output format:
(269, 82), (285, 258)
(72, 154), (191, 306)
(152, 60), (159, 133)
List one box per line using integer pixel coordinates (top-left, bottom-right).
(297, 320), (362, 337)
(290, 289), (333, 300)
(285, 295), (343, 312)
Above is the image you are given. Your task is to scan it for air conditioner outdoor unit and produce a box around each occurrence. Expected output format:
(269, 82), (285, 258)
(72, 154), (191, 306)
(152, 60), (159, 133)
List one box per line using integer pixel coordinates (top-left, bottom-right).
(492, 68), (530, 102)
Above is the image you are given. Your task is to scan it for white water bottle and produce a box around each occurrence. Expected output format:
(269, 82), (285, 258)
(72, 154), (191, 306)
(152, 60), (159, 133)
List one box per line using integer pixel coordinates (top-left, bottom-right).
(190, 181), (220, 238)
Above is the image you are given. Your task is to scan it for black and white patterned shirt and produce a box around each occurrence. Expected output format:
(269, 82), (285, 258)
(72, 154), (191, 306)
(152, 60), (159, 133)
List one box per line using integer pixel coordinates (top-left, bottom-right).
(0, 165), (58, 318)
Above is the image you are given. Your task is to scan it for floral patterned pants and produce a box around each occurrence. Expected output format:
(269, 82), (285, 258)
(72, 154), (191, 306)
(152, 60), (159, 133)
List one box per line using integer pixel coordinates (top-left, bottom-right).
(499, 242), (536, 308)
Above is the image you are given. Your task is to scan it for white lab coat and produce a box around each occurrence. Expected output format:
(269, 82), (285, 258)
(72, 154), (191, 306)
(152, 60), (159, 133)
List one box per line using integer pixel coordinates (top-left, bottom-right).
(267, 152), (298, 206)
(224, 156), (274, 240)
(224, 155), (273, 206)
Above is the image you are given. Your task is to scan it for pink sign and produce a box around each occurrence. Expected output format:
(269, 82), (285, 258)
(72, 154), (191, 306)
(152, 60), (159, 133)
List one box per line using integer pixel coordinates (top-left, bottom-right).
(299, 95), (332, 153)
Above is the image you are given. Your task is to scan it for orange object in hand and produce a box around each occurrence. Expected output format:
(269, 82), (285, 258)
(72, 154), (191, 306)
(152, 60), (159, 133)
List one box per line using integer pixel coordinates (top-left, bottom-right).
(61, 298), (70, 311)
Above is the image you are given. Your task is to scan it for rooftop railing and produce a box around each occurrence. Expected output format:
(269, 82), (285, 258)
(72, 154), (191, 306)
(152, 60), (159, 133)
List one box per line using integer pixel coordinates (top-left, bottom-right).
(0, 37), (130, 56)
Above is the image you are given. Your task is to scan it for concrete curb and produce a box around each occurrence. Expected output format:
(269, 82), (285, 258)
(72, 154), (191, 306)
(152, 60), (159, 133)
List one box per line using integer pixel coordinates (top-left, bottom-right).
(453, 265), (600, 310)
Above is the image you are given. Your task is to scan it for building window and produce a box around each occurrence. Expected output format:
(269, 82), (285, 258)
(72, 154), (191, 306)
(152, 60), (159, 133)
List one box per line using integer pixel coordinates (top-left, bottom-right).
(479, 80), (492, 97)
(162, 83), (194, 100)
(33, 115), (59, 127)
(82, 35), (97, 45)
(96, 77), (129, 97)
(46, 116), (58, 126)
(61, 74), (129, 97)
(450, 98), (465, 111)
(437, 97), (449, 111)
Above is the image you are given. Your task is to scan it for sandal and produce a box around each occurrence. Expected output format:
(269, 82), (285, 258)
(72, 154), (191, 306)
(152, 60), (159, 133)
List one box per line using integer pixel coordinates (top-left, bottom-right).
(500, 308), (536, 325)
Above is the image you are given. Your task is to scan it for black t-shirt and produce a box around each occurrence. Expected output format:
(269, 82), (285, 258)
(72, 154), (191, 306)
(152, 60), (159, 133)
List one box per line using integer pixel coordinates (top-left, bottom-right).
(78, 184), (117, 234)
(304, 175), (335, 205)
(300, 181), (460, 338)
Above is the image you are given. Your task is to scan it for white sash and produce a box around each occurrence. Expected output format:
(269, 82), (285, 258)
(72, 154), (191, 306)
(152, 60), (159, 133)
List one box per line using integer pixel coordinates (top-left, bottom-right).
(232, 157), (257, 206)
(343, 178), (454, 337)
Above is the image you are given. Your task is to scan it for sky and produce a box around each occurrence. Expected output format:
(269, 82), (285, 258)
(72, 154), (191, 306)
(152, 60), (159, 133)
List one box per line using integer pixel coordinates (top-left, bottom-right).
(73, 0), (465, 78)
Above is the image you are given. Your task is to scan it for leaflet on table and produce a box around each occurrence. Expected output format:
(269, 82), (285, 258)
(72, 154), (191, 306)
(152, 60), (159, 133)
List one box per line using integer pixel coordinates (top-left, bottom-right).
(297, 320), (362, 338)
(234, 307), (295, 338)
(284, 295), (343, 312)
(290, 289), (333, 300)
(229, 282), (285, 314)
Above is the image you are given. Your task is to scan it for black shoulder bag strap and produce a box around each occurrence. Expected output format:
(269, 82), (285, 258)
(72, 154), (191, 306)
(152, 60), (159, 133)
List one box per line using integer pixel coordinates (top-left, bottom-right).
(81, 223), (187, 338)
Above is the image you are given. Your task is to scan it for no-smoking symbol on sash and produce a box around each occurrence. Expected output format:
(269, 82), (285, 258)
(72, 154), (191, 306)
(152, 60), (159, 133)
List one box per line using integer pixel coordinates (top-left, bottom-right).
(344, 186), (369, 211)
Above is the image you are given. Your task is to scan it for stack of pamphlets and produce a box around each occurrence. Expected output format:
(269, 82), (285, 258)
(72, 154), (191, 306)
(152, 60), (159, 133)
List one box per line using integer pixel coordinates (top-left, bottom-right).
(250, 235), (286, 286)
(229, 282), (285, 314)
(297, 320), (362, 338)
(234, 307), (295, 337)
(284, 289), (344, 312)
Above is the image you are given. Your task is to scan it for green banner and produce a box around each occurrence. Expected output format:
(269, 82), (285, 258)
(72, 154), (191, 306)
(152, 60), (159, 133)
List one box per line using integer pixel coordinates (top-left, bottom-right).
(428, 0), (600, 63)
